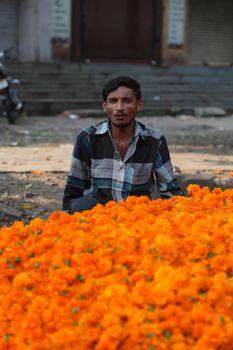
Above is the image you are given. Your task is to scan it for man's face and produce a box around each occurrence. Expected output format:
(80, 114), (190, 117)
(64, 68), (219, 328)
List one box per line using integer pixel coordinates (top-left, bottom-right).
(102, 86), (143, 128)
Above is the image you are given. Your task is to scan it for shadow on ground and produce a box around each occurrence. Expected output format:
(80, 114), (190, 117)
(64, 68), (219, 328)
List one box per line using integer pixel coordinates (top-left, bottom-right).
(0, 172), (66, 226)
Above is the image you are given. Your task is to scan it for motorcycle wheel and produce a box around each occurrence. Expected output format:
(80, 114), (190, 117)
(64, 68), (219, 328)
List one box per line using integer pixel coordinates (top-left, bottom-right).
(7, 109), (17, 124)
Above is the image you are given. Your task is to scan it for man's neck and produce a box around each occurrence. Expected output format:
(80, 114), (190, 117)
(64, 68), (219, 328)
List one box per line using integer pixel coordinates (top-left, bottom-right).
(109, 122), (135, 160)
(110, 122), (135, 142)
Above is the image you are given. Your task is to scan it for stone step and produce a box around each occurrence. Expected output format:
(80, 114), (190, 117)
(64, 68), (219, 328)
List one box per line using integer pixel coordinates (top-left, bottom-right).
(24, 98), (233, 116)
(22, 88), (233, 99)
(4, 62), (233, 116)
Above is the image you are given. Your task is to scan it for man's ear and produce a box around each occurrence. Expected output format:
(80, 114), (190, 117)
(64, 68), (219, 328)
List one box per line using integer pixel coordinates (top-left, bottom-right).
(137, 99), (144, 112)
(102, 102), (107, 112)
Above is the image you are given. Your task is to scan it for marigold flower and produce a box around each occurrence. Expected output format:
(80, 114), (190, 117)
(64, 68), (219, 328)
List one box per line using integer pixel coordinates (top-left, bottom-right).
(1, 185), (233, 349)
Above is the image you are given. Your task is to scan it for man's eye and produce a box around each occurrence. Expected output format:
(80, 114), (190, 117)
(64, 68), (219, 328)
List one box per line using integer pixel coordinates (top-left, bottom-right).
(123, 98), (131, 103)
(108, 99), (117, 103)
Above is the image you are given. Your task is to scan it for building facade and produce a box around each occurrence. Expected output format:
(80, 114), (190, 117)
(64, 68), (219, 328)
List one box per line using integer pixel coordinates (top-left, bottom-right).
(0, 0), (232, 66)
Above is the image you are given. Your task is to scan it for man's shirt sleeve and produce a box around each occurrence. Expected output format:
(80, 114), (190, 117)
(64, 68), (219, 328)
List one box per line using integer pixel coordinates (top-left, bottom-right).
(63, 132), (91, 210)
(154, 134), (185, 198)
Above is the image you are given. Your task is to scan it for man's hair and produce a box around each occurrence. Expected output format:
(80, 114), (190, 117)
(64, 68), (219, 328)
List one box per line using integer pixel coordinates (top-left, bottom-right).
(102, 76), (142, 101)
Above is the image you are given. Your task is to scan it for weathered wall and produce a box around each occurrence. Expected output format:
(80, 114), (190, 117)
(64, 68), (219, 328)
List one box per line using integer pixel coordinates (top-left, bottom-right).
(51, 0), (71, 61)
(18, 0), (52, 62)
(161, 0), (188, 66)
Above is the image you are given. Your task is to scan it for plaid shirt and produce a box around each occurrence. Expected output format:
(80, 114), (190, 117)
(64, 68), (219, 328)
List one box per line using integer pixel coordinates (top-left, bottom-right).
(63, 120), (184, 210)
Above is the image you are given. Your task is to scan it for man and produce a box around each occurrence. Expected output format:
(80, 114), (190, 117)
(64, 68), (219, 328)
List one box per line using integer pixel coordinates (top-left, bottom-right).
(63, 76), (184, 213)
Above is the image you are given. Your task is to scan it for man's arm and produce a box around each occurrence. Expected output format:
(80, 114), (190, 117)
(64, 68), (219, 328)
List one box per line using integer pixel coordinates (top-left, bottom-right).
(63, 132), (91, 210)
(154, 134), (185, 199)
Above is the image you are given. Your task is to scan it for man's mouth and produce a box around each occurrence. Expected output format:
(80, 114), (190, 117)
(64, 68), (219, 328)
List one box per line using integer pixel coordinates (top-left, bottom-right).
(114, 113), (126, 117)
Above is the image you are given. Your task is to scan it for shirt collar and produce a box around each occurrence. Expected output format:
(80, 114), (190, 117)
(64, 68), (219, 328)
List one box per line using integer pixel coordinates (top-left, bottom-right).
(94, 120), (145, 140)
(94, 120), (108, 135)
(135, 121), (145, 140)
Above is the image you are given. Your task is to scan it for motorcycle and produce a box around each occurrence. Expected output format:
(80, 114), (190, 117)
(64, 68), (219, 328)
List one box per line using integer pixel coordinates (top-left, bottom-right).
(0, 48), (24, 124)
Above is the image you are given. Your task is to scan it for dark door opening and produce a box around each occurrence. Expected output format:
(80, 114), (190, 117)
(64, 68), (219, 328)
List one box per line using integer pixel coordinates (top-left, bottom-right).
(71, 0), (162, 63)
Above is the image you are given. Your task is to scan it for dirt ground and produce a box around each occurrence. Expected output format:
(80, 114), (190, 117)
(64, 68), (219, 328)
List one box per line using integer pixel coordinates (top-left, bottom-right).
(1, 113), (233, 226)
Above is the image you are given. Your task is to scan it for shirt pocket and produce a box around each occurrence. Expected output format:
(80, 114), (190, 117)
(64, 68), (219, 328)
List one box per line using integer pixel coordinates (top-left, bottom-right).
(127, 162), (153, 185)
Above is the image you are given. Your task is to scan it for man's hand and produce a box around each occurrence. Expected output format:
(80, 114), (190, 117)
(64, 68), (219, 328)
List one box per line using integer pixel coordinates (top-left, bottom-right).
(160, 188), (185, 199)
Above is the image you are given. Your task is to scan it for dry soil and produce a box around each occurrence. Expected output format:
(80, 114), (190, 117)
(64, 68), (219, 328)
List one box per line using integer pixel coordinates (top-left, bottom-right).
(1, 113), (233, 226)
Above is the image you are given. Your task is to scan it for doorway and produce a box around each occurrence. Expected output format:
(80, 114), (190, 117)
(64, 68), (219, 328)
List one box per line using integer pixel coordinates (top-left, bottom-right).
(71, 0), (162, 63)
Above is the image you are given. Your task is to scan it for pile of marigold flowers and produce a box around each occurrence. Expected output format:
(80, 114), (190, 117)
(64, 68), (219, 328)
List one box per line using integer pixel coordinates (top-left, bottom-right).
(1, 185), (233, 350)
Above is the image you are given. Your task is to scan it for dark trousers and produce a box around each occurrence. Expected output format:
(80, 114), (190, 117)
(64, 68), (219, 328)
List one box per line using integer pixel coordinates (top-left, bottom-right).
(68, 196), (99, 213)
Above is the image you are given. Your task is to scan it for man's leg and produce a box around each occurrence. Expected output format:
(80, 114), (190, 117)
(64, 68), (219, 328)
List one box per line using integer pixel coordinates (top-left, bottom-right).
(68, 197), (99, 213)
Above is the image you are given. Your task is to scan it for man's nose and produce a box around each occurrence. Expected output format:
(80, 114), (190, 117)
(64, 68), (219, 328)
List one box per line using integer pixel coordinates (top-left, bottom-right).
(116, 101), (124, 110)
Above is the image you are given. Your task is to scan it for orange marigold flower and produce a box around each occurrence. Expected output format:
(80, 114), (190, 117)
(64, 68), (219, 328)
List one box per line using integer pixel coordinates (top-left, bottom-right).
(31, 170), (46, 175)
(1, 185), (233, 349)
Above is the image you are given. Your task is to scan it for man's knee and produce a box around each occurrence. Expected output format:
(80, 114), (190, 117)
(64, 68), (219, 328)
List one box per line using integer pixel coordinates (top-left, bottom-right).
(68, 197), (99, 213)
